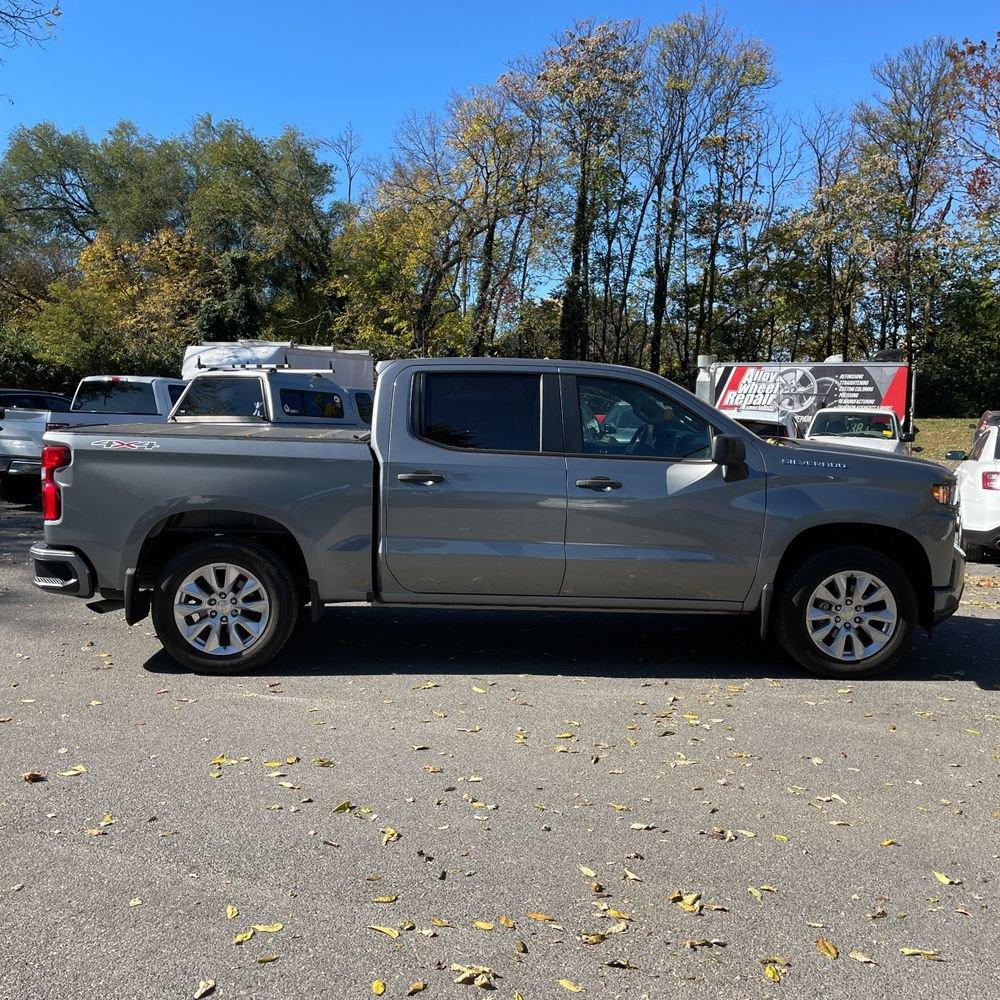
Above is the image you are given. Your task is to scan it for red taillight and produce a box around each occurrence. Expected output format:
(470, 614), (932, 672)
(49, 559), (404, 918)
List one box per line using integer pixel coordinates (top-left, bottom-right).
(41, 445), (71, 521)
(983, 471), (1000, 491)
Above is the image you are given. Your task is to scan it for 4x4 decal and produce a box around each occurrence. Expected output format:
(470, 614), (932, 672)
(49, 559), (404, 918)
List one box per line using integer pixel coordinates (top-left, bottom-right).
(90, 439), (160, 450)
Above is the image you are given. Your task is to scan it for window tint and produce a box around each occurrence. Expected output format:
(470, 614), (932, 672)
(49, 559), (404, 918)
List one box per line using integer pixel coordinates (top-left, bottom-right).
(174, 377), (266, 419)
(420, 373), (541, 452)
(969, 432), (989, 461)
(279, 388), (345, 419)
(167, 383), (186, 405)
(0, 393), (36, 408)
(72, 380), (158, 414)
(353, 391), (373, 425)
(44, 395), (71, 412)
(577, 377), (711, 460)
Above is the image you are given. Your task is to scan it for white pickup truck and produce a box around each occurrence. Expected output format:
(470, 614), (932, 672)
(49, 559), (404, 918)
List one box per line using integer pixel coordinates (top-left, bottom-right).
(0, 375), (186, 500)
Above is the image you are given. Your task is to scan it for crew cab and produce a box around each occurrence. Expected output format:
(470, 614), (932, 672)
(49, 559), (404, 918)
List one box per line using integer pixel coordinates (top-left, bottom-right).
(31, 358), (964, 678)
(169, 369), (372, 427)
(805, 406), (914, 455)
(1, 376), (185, 500)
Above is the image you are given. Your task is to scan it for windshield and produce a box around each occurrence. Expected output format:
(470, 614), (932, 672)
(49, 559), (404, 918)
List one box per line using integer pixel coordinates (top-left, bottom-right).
(72, 380), (158, 414)
(809, 412), (897, 439)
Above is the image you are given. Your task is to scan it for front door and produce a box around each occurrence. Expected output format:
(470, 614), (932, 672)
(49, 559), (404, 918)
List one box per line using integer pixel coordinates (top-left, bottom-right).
(560, 374), (766, 603)
(382, 370), (567, 597)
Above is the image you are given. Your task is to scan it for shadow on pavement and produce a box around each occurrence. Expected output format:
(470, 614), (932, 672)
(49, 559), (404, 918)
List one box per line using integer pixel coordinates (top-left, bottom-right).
(142, 604), (1000, 689)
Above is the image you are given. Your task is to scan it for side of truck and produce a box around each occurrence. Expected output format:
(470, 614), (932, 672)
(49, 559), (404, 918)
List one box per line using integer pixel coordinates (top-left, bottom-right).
(31, 358), (964, 678)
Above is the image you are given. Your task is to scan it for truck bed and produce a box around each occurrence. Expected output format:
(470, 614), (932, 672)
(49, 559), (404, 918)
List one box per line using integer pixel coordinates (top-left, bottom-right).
(45, 421), (375, 604)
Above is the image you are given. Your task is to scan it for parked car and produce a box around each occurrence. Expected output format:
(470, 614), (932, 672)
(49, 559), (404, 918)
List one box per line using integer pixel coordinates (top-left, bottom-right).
(0, 375), (185, 501)
(805, 407), (914, 455)
(947, 426), (1000, 561)
(169, 369), (371, 428)
(731, 410), (800, 439)
(969, 410), (1000, 447)
(0, 389), (71, 411)
(31, 358), (963, 679)
(0, 390), (72, 499)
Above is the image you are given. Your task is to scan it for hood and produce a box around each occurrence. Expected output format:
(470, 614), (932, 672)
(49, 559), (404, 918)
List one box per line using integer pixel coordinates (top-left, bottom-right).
(806, 434), (900, 453)
(765, 435), (952, 478)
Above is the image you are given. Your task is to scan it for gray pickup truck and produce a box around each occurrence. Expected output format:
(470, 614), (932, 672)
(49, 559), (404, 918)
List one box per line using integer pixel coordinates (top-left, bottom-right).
(30, 358), (964, 678)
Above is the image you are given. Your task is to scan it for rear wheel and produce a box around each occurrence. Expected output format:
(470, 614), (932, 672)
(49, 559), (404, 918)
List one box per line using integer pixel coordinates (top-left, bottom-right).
(775, 546), (916, 678)
(151, 539), (298, 674)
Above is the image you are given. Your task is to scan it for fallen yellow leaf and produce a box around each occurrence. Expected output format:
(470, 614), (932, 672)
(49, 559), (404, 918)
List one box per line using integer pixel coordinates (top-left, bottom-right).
(933, 871), (961, 885)
(816, 938), (839, 959)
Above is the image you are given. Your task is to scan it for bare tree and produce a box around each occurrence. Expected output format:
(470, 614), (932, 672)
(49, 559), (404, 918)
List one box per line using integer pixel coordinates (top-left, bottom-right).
(0, 2), (59, 49)
(328, 122), (365, 205)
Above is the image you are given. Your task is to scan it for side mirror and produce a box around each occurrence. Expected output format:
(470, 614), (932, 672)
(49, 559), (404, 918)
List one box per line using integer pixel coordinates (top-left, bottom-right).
(945, 450), (967, 461)
(711, 434), (748, 481)
(912, 445), (924, 453)
(900, 431), (916, 443)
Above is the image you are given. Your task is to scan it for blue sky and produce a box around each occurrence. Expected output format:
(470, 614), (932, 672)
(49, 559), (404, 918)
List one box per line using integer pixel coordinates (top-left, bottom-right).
(1, 0), (995, 192)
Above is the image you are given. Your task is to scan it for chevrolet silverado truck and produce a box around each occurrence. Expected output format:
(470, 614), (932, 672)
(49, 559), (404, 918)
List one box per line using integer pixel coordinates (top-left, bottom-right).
(30, 358), (964, 678)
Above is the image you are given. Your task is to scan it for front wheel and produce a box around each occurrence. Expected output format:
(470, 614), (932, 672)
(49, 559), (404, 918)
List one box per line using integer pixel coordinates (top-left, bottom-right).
(151, 539), (298, 674)
(774, 546), (916, 678)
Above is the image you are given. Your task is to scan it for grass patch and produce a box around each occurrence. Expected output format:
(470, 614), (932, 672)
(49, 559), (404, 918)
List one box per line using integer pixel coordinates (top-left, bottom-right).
(913, 417), (976, 464)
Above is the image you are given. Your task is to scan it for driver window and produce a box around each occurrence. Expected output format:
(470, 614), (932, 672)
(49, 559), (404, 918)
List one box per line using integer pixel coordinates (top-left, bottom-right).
(576, 377), (711, 460)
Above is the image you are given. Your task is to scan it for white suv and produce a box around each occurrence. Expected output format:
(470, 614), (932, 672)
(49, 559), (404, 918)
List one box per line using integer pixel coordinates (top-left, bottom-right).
(948, 426), (1000, 561)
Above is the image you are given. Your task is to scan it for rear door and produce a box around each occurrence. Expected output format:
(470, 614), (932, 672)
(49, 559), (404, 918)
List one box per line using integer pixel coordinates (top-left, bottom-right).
(560, 373), (766, 604)
(381, 369), (567, 597)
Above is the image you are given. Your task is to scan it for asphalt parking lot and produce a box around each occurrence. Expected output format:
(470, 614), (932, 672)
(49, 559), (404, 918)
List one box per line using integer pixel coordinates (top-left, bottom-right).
(0, 500), (997, 1000)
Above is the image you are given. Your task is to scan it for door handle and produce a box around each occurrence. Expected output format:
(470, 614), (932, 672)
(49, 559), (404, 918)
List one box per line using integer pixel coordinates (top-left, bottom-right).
(397, 471), (445, 485)
(575, 476), (622, 491)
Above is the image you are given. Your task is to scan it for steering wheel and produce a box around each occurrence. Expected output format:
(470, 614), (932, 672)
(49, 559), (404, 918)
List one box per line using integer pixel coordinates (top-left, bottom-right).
(625, 424), (648, 455)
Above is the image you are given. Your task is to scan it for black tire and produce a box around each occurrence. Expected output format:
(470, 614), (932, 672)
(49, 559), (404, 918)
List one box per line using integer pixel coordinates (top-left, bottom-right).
(151, 539), (298, 674)
(2, 474), (38, 504)
(774, 545), (916, 678)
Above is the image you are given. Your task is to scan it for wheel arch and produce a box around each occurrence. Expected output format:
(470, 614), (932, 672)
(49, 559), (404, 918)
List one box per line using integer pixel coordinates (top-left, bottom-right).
(772, 523), (933, 628)
(135, 509), (311, 601)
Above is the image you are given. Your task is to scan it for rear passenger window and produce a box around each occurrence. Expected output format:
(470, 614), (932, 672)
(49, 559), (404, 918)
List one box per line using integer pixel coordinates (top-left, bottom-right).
(175, 378), (266, 419)
(419, 373), (541, 452)
(353, 391), (373, 425)
(280, 388), (344, 419)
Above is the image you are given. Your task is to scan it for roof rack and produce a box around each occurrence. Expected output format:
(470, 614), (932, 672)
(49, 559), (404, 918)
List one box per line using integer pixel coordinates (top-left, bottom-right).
(195, 356), (337, 374)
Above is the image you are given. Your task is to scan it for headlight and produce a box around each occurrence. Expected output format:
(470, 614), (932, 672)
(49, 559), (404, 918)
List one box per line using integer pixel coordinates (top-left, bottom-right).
(931, 483), (955, 505)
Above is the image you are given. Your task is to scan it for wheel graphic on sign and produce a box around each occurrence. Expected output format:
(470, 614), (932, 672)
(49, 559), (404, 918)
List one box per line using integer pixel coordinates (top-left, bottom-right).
(775, 367), (819, 414)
